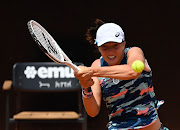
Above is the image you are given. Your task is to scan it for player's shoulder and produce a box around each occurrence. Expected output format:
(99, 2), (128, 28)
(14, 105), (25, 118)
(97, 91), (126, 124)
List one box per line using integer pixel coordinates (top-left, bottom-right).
(127, 46), (144, 54)
(128, 46), (143, 51)
(91, 59), (101, 67)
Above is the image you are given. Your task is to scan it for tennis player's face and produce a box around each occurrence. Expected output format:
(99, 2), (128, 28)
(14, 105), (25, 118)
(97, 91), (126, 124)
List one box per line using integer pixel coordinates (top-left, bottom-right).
(98, 42), (126, 66)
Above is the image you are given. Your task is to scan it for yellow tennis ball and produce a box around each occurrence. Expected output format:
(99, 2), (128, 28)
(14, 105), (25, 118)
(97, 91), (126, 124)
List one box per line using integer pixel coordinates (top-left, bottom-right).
(132, 60), (144, 73)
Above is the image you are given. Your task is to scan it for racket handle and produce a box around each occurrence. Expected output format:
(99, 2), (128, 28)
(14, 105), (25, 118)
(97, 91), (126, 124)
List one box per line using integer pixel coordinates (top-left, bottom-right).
(65, 62), (80, 73)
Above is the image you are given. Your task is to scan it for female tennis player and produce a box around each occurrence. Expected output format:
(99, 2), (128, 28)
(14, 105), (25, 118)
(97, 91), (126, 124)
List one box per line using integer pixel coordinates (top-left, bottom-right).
(74, 19), (168, 130)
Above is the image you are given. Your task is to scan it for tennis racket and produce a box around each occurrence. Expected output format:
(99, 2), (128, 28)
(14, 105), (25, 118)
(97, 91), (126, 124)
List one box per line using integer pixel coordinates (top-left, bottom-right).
(27, 20), (80, 72)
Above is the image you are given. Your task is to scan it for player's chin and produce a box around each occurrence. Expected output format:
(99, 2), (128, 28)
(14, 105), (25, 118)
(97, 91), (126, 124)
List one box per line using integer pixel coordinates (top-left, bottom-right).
(104, 56), (119, 66)
(107, 60), (120, 66)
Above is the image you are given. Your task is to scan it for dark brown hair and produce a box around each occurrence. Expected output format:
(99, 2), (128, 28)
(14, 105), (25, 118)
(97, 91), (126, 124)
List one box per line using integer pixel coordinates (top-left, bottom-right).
(85, 19), (105, 44)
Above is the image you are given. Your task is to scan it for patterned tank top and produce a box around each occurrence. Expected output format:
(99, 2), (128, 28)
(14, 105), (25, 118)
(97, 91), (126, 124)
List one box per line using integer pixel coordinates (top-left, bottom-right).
(99, 47), (163, 129)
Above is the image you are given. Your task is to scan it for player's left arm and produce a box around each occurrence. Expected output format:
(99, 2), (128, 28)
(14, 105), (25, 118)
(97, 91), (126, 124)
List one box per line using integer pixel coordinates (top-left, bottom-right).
(92, 47), (149, 80)
(127, 47), (151, 72)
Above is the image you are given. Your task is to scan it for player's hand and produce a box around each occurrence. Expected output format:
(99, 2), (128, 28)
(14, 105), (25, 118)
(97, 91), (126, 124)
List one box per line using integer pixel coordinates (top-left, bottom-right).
(74, 66), (94, 80)
(78, 78), (94, 88)
(74, 66), (94, 88)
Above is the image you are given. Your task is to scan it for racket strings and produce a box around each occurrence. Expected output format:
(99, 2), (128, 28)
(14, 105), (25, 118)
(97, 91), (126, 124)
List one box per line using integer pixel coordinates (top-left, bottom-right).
(33, 25), (49, 47)
(32, 24), (64, 62)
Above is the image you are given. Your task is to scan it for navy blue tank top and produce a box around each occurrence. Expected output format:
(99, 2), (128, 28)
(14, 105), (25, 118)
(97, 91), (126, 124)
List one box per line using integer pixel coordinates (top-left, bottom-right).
(99, 47), (163, 129)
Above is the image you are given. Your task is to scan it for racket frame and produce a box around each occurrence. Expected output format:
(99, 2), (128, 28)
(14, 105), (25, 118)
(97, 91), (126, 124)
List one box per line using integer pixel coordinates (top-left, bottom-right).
(27, 20), (79, 72)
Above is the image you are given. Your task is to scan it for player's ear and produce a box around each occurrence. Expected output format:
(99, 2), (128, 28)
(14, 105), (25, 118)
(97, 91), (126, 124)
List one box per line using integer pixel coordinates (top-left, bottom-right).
(122, 41), (126, 49)
(123, 41), (126, 46)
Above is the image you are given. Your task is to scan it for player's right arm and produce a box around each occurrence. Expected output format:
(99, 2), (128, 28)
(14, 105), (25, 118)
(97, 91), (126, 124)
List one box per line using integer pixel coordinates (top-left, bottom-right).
(74, 59), (102, 117)
(83, 76), (102, 117)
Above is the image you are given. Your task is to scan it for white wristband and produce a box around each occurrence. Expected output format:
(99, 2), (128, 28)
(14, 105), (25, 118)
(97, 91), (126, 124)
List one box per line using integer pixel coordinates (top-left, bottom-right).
(82, 87), (93, 98)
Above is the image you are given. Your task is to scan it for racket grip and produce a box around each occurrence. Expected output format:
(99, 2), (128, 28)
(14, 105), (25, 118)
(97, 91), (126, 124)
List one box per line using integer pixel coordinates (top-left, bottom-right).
(65, 62), (80, 73)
